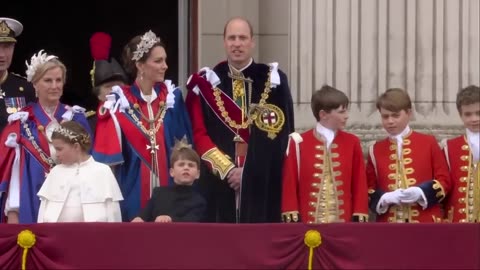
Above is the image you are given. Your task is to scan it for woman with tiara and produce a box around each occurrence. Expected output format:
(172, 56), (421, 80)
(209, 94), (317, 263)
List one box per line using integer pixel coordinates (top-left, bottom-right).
(0, 50), (92, 223)
(93, 30), (193, 221)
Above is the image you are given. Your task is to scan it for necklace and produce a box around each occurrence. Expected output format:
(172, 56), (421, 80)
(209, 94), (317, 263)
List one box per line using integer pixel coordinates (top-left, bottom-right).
(213, 69), (272, 130)
(127, 102), (167, 153)
(40, 104), (58, 119)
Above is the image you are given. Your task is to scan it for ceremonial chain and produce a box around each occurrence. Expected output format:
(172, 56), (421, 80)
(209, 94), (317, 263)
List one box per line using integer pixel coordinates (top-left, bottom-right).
(213, 69), (272, 129)
(127, 103), (167, 137)
(24, 123), (56, 168)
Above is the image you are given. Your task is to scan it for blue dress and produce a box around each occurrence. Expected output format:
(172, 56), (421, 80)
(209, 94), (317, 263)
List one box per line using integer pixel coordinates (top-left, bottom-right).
(93, 81), (193, 221)
(0, 102), (92, 223)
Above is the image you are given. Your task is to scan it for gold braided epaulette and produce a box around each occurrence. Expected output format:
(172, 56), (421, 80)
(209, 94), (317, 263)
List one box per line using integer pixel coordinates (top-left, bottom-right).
(201, 147), (235, 180)
(85, 110), (96, 118)
(282, 211), (299, 223)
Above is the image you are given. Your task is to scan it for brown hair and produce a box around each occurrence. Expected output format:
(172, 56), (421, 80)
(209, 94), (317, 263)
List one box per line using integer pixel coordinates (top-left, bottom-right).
(311, 85), (349, 121)
(121, 34), (165, 81)
(31, 58), (67, 84)
(376, 88), (412, 112)
(456, 85), (480, 113)
(169, 143), (200, 169)
(51, 121), (91, 152)
(223, 17), (254, 38)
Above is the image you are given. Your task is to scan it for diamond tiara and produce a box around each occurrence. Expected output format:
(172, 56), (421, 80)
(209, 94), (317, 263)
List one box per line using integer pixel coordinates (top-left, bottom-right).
(132, 30), (160, 61)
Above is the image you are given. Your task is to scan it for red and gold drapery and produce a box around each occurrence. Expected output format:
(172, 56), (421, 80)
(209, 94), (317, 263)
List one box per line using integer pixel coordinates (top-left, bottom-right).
(0, 223), (478, 269)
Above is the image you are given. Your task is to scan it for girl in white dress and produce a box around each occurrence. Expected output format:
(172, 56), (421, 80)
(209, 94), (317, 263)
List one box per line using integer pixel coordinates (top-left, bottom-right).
(37, 121), (123, 222)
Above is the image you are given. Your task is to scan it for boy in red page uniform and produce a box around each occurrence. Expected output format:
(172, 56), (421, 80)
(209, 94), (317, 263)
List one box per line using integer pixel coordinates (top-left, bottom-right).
(442, 85), (479, 222)
(282, 85), (369, 223)
(367, 88), (451, 222)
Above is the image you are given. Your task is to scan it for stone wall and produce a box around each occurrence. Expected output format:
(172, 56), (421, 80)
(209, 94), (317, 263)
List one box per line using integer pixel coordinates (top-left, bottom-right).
(197, 0), (479, 152)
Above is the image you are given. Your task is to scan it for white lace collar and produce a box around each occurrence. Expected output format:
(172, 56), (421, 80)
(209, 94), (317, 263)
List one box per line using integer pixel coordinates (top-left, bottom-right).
(140, 88), (157, 104)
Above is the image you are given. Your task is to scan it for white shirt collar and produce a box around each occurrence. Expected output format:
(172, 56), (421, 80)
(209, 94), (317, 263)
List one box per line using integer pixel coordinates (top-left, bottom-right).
(466, 128), (480, 162)
(140, 88), (158, 104)
(316, 122), (336, 148)
(389, 125), (411, 143)
(389, 126), (411, 157)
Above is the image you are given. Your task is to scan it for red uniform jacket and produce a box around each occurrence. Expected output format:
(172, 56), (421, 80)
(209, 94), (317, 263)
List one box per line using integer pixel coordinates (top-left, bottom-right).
(443, 135), (480, 222)
(282, 129), (369, 223)
(367, 131), (451, 223)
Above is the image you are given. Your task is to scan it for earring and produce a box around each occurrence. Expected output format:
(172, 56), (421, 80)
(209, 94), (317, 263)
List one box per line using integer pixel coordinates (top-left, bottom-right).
(140, 72), (144, 81)
(35, 90), (38, 98)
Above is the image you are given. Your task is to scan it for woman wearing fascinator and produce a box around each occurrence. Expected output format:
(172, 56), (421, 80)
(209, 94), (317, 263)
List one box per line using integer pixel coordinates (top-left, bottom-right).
(0, 50), (92, 223)
(92, 30), (193, 221)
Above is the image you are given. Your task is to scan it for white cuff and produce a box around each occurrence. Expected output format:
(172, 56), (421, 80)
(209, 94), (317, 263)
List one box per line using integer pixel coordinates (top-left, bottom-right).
(62, 105), (86, 121)
(7, 111), (29, 123)
(200, 67), (221, 88)
(417, 190), (428, 209)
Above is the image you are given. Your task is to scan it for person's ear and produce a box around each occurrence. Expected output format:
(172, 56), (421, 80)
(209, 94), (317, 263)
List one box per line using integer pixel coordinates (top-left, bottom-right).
(169, 168), (175, 178)
(319, 110), (327, 120)
(73, 142), (82, 151)
(135, 62), (144, 76)
(406, 109), (413, 119)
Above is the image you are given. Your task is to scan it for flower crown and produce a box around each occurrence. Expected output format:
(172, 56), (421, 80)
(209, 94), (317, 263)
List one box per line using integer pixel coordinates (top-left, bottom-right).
(25, 50), (58, 82)
(132, 30), (160, 61)
(53, 126), (90, 145)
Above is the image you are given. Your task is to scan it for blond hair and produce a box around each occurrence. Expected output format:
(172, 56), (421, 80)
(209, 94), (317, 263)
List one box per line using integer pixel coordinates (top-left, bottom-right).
(31, 58), (67, 84)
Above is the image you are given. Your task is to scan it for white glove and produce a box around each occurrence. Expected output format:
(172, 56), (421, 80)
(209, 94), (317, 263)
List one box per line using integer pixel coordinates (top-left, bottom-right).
(103, 94), (117, 110)
(399, 186), (427, 209)
(376, 189), (404, 214)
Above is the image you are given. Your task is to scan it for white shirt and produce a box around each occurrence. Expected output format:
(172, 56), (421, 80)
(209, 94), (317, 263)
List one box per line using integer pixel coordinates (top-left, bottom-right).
(140, 88), (158, 104)
(316, 122), (336, 149)
(389, 126), (411, 158)
(466, 129), (480, 163)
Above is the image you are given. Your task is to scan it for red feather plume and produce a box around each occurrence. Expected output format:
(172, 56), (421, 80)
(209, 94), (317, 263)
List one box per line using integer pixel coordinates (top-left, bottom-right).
(90, 32), (112, 61)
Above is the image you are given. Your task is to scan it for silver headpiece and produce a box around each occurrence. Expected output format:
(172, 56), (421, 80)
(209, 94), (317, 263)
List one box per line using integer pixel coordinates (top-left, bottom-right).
(132, 30), (160, 61)
(53, 126), (90, 145)
(25, 50), (58, 82)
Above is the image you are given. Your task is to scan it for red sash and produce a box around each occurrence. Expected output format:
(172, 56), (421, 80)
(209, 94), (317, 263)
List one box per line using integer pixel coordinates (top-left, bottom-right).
(114, 102), (169, 188)
(187, 73), (250, 142)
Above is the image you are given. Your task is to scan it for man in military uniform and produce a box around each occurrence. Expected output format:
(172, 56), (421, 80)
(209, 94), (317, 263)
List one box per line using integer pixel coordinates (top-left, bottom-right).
(0, 17), (35, 133)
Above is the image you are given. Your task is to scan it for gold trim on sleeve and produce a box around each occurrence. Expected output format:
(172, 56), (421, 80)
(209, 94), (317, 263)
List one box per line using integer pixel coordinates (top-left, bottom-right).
(282, 211), (300, 223)
(201, 147), (235, 180)
(352, 213), (369, 222)
(432, 179), (446, 202)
